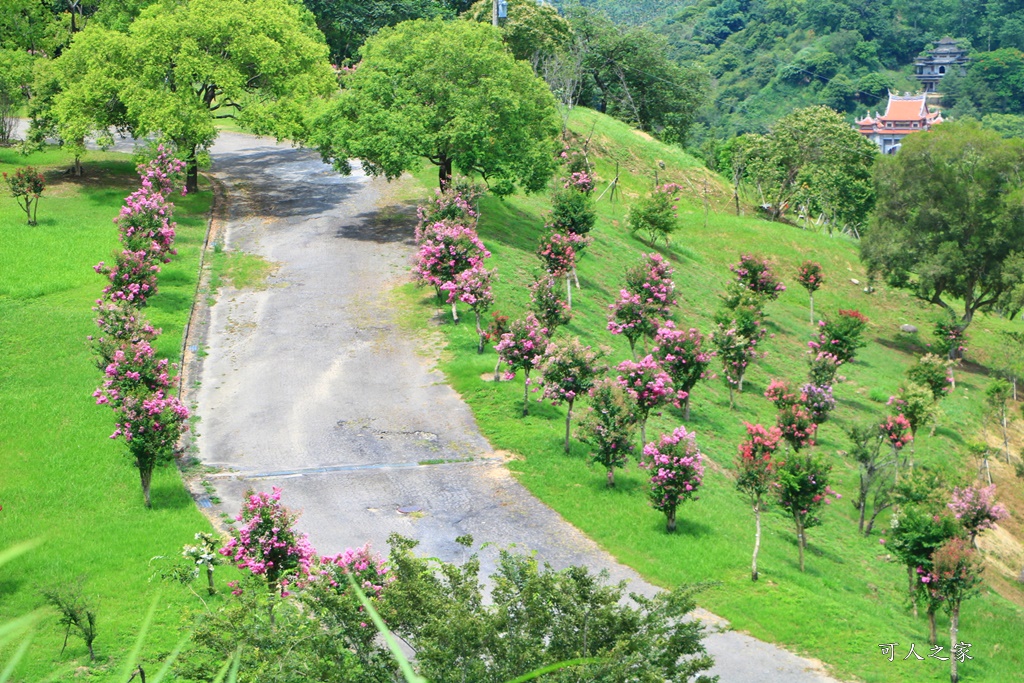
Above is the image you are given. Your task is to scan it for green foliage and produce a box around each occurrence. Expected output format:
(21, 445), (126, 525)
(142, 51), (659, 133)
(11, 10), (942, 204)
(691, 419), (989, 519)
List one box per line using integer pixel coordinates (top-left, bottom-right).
(302, 0), (451, 64)
(891, 382), (937, 438)
(774, 452), (837, 571)
(467, 0), (573, 65)
(739, 106), (876, 233)
(50, 0), (336, 190)
(314, 18), (559, 195)
(627, 183), (680, 245)
(577, 378), (638, 486)
(863, 121), (1024, 330)
(906, 354), (952, 402)
(40, 579), (99, 661)
(548, 186), (596, 238)
(818, 309), (868, 364)
(0, 48), (33, 145)
(383, 534), (718, 683)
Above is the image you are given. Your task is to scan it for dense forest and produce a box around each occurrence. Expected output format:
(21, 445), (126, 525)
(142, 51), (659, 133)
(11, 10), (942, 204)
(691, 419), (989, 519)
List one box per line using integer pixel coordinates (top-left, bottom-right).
(552, 0), (1024, 147)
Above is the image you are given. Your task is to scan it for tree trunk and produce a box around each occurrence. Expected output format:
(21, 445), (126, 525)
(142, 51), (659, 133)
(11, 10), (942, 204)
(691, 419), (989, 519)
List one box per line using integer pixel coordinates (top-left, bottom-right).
(522, 371), (530, 417)
(73, 152), (82, 178)
(640, 419), (647, 451)
(683, 395), (691, 422)
(858, 497), (866, 534)
(494, 358), (502, 382)
(438, 154), (453, 191)
(666, 507), (676, 533)
(752, 501), (762, 581)
(796, 516), (805, 572)
(475, 311), (484, 354)
(928, 605), (937, 646)
(572, 266), (580, 289)
(909, 566), (919, 618)
(809, 294), (814, 324)
(564, 400), (573, 454)
(1002, 413), (1010, 463)
(185, 145), (199, 195)
(566, 276), (572, 308)
(207, 565), (216, 595)
(728, 384), (735, 409)
(140, 466), (153, 509)
(950, 604), (959, 683)
(738, 374), (745, 392)
(451, 301), (458, 321)
(606, 468), (615, 487)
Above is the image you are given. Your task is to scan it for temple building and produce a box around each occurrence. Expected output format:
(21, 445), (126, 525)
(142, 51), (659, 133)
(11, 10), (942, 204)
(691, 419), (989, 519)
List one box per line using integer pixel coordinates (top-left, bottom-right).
(856, 92), (943, 154)
(914, 37), (970, 93)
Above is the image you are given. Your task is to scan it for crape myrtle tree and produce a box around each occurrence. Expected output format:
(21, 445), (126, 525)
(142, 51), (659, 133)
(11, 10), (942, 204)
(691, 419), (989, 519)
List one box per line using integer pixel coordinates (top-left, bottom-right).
(922, 538), (984, 683)
(314, 18), (560, 194)
(52, 0), (336, 193)
(863, 121), (1024, 334)
(651, 323), (714, 421)
(616, 355), (673, 448)
(796, 260), (824, 324)
(735, 423), (782, 581)
(496, 313), (547, 417)
(775, 452), (840, 572)
(577, 378), (638, 487)
(539, 338), (602, 453)
(640, 427), (705, 533)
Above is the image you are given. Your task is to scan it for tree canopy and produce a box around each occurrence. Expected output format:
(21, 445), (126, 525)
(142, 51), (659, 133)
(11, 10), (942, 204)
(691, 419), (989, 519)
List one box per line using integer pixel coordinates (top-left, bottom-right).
(312, 18), (559, 194)
(863, 120), (1024, 329)
(48, 0), (336, 191)
(466, 0), (572, 67)
(738, 106), (878, 232)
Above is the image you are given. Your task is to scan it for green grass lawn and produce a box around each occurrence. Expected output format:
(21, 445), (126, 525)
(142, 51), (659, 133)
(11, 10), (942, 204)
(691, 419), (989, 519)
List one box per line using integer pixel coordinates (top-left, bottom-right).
(402, 108), (1024, 682)
(0, 147), (227, 680)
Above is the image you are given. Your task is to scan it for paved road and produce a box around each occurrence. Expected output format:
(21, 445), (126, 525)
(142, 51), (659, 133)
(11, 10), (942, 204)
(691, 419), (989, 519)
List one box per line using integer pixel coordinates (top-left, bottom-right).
(191, 132), (841, 683)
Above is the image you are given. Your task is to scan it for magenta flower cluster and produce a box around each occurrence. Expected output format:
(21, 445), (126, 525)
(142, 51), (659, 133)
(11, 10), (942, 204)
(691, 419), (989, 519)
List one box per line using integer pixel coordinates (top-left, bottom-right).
(796, 260), (824, 294)
(651, 323), (714, 405)
(617, 355), (675, 413)
(948, 484), (1008, 539)
(415, 181), (481, 238)
(640, 427), (705, 514)
(731, 254), (786, 300)
(496, 313), (548, 380)
(537, 231), (584, 277)
(880, 413), (913, 451)
(608, 254), (678, 351)
(220, 487), (317, 595)
(563, 171), (595, 193)
(413, 220), (491, 306)
(314, 543), (393, 600)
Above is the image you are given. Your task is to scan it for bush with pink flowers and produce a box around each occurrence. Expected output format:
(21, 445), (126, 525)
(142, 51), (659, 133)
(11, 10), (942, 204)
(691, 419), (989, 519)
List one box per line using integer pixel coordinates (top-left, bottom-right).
(640, 427), (705, 532)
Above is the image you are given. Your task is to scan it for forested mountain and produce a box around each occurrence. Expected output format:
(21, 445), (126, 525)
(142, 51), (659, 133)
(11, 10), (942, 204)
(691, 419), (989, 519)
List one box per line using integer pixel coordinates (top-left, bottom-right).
(554, 0), (1024, 147)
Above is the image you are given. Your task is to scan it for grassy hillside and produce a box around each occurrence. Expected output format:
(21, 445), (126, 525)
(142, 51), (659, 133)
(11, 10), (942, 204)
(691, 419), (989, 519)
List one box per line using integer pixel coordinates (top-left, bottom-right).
(0, 147), (223, 680)
(403, 107), (1024, 683)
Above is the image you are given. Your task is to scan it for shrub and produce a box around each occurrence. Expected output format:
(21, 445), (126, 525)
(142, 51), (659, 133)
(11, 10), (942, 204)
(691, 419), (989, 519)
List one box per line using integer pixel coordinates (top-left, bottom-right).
(548, 185), (596, 239)
(735, 423), (782, 581)
(412, 221), (490, 301)
(731, 254), (785, 301)
(628, 182), (682, 245)
(906, 354), (952, 401)
(3, 165), (45, 225)
(802, 383), (836, 424)
(775, 453), (840, 571)
(415, 176), (483, 236)
(41, 579), (99, 661)
(815, 309), (868, 364)
(577, 378), (638, 486)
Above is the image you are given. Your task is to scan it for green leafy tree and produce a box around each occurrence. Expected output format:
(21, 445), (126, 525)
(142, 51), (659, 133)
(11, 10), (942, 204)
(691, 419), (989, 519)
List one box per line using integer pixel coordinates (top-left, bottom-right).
(467, 0), (572, 68)
(742, 106), (876, 234)
(314, 18), (559, 195)
(985, 378), (1014, 464)
(52, 0), (336, 192)
(383, 534), (718, 683)
(863, 120), (1024, 333)
(0, 48), (33, 145)
(302, 0), (449, 64)
(774, 452), (839, 572)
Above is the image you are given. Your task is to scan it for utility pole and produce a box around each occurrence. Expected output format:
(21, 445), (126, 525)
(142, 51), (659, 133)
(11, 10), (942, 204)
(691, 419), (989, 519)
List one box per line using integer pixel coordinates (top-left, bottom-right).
(493, 0), (499, 26)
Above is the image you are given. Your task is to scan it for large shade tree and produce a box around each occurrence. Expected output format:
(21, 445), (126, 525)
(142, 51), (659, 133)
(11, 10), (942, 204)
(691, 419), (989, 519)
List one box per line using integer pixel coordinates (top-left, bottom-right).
(51, 0), (336, 192)
(862, 120), (1024, 332)
(313, 18), (560, 194)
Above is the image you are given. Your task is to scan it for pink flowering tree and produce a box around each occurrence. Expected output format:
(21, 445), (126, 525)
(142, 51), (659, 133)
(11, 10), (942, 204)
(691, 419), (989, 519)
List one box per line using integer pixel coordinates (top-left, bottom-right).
(651, 323), (714, 421)
(109, 390), (189, 508)
(816, 309), (869, 364)
(94, 249), (161, 307)
(529, 274), (571, 335)
(608, 254), (678, 357)
(415, 177), (483, 238)
(441, 263), (495, 351)
(537, 231), (581, 306)
(735, 423), (782, 581)
(927, 538), (984, 683)
(807, 350), (842, 386)
(577, 378), (638, 487)
(221, 487), (316, 600)
(796, 261), (824, 323)
(93, 339), (174, 408)
(948, 484), (1009, 546)
(412, 221), (490, 311)
(765, 379), (817, 451)
(539, 338), (603, 453)
(3, 165), (45, 225)
(496, 313), (547, 416)
(731, 254), (785, 302)
(801, 383), (836, 424)
(774, 453), (840, 571)
(640, 427), (705, 532)
(90, 300), (159, 371)
(617, 355), (673, 447)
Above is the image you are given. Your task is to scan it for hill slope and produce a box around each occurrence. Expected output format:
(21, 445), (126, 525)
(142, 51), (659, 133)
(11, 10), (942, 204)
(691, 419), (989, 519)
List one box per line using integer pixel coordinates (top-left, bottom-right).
(402, 106), (1024, 683)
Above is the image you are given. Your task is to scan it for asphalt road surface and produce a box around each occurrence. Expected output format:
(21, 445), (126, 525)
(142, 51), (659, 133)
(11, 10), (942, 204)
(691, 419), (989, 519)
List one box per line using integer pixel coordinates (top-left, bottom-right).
(191, 132), (841, 683)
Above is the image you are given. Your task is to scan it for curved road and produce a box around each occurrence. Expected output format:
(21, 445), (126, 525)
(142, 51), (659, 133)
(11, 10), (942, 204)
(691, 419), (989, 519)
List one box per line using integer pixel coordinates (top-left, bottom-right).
(192, 132), (841, 683)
